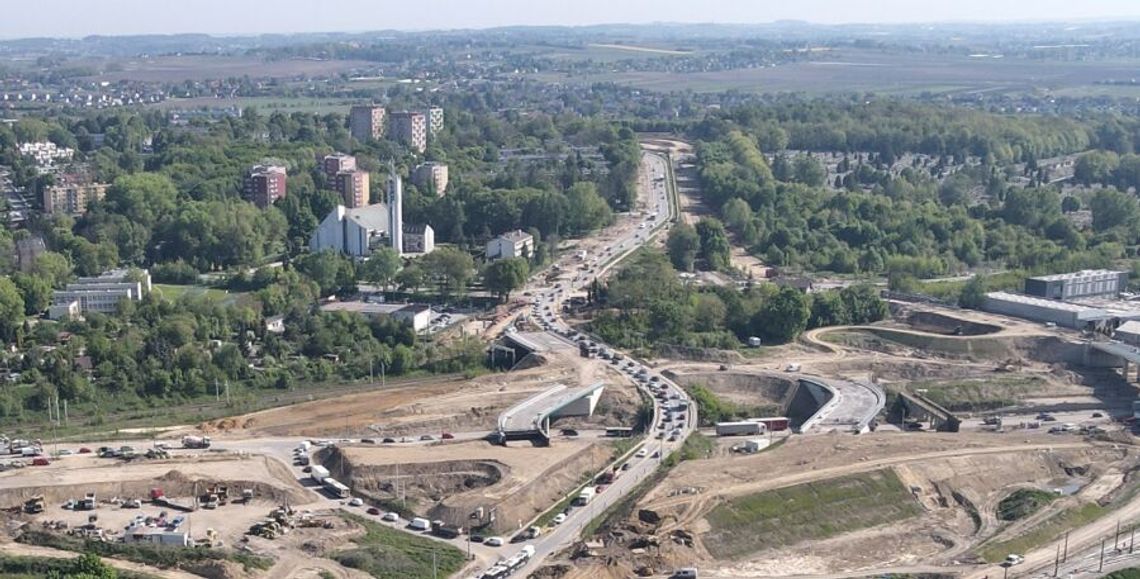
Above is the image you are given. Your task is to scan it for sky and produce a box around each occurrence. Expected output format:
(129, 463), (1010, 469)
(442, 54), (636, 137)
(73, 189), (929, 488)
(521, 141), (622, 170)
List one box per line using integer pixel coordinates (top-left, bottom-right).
(4, 0), (1140, 38)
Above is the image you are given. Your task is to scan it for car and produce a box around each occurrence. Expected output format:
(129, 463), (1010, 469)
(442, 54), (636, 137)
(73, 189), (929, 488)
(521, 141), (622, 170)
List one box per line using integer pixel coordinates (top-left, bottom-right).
(57, 449), (73, 456)
(1038, 414), (1057, 422)
(560, 428), (579, 436)
(382, 438), (396, 443)
(1092, 412), (1105, 418)
(635, 449), (648, 458)
(419, 435), (434, 441)
(651, 451), (660, 459)
(361, 438), (376, 444)
(553, 513), (567, 525)
(302, 466), (312, 473)
(349, 498), (364, 507)
(1004, 554), (1024, 566)
(470, 534), (486, 543)
(655, 432), (665, 439)
(77, 447), (91, 454)
(484, 536), (505, 547)
(381, 512), (400, 522)
(621, 462), (632, 471)
(366, 507), (381, 515)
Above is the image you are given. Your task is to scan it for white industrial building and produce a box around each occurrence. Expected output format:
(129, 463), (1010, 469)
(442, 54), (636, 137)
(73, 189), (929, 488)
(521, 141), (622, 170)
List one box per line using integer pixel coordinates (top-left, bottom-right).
(49, 269), (152, 320)
(982, 291), (1110, 330)
(486, 230), (535, 261)
(1115, 321), (1140, 346)
(1025, 269), (1129, 300)
(320, 301), (433, 332)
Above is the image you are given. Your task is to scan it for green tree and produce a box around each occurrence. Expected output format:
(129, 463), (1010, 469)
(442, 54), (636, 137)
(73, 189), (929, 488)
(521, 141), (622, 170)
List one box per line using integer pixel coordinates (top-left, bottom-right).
(361, 246), (402, 290)
(1090, 188), (1140, 235)
(667, 222), (700, 272)
(13, 273), (51, 315)
(0, 277), (25, 342)
(32, 251), (73, 287)
(959, 275), (988, 309)
(752, 287), (809, 344)
(484, 257), (529, 301)
(420, 247), (475, 297)
(396, 265), (425, 293)
(696, 218), (731, 272)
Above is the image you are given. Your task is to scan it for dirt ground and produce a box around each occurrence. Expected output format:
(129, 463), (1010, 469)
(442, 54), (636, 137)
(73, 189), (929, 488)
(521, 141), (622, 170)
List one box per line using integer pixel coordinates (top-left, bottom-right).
(554, 432), (1133, 579)
(329, 436), (618, 533)
(200, 351), (640, 439)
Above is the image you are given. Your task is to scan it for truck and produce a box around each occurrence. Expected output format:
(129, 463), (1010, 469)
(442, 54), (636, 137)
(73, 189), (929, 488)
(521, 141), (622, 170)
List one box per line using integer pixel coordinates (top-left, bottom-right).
(181, 435), (211, 449)
(148, 488), (196, 512)
(715, 421), (764, 437)
(23, 495), (44, 514)
(76, 492), (96, 511)
(310, 465), (330, 484)
(575, 486), (597, 506)
(430, 520), (462, 539)
(409, 517), (431, 531)
(755, 417), (790, 432)
(322, 478), (350, 499)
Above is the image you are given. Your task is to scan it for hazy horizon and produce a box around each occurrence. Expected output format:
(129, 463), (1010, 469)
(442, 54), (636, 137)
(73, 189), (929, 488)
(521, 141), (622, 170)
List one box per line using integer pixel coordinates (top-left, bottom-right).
(4, 0), (1140, 40)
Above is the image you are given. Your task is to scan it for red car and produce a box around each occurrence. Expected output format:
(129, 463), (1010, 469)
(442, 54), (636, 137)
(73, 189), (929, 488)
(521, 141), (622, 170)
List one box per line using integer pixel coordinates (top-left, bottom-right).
(31, 457), (50, 466)
(77, 447), (92, 454)
(367, 507), (381, 516)
(441, 432), (455, 440)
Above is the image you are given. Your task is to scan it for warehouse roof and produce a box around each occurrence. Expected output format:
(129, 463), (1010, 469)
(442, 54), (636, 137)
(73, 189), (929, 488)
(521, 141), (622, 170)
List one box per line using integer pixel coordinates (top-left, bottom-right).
(984, 291), (1105, 314)
(1029, 269), (1127, 282)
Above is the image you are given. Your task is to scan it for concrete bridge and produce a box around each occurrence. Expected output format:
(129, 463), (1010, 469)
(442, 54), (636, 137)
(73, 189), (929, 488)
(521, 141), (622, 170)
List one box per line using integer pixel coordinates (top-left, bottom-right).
(495, 382), (606, 444)
(889, 392), (961, 432)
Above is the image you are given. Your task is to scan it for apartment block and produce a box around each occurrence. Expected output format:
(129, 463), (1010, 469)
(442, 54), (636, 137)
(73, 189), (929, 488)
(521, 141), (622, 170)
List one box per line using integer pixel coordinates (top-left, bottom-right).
(349, 105), (386, 141)
(322, 153), (357, 184)
(390, 111), (427, 153)
(412, 162), (449, 196)
(243, 164), (287, 208)
(335, 170), (370, 208)
(42, 177), (108, 215)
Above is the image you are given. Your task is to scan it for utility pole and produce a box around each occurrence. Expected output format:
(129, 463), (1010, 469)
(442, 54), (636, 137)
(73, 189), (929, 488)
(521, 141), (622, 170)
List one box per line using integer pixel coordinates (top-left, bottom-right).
(1131, 525), (1136, 554)
(1117, 519), (1122, 550)
(1054, 544), (1060, 577)
(1100, 538), (1106, 572)
(1063, 531), (1070, 563)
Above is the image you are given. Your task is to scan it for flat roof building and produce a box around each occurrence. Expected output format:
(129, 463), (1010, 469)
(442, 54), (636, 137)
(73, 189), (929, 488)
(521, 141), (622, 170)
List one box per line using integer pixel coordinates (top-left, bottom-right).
(983, 291), (1110, 330)
(42, 177), (107, 216)
(322, 153), (357, 184)
(320, 301), (433, 331)
(334, 170), (370, 209)
(349, 105), (386, 142)
(390, 111), (427, 154)
(412, 162), (449, 196)
(243, 164), (287, 208)
(1025, 269), (1128, 300)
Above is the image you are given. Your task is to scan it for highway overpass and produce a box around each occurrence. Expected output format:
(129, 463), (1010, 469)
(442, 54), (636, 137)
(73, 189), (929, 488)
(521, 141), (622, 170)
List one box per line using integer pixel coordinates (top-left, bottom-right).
(495, 382), (606, 444)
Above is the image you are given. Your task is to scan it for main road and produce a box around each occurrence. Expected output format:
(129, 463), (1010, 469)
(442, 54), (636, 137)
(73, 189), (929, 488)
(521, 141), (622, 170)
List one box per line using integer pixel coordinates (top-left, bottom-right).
(484, 149), (691, 578)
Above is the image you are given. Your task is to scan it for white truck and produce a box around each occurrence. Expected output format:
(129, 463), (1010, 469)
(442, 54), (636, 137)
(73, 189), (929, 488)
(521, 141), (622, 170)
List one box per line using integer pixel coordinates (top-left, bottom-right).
(575, 486), (597, 506)
(310, 465), (330, 484)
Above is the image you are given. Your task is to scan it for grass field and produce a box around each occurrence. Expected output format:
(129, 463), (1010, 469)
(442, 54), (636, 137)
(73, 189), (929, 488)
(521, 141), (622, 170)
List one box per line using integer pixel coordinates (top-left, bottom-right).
(704, 469), (922, 560)
(978, 502), (1106, 563)
(530, 48), (1140, 96)
(153, 283), (233, 301)
(333, 513), (465, 579)
(910, 375), (1050, 412)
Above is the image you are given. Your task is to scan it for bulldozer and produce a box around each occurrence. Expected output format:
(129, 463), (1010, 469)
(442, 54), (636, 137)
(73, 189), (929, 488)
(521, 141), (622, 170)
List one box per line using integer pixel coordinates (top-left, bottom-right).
(23, 495), (45, 514)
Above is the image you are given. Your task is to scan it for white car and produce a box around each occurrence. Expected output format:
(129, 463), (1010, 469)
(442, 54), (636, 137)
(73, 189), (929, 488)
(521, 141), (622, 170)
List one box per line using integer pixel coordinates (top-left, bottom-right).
(348, 498), (364, 507)
(485, 536), (505, 547)
(381, 512), (400, 522)
(553, 513), (567, 525)
(635, 448), (648, 458)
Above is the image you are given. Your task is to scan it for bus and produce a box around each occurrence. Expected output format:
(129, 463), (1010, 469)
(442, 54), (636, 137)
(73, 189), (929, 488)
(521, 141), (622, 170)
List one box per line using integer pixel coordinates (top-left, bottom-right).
(322, 478), (351, 499)
(605, 427), (635, 438)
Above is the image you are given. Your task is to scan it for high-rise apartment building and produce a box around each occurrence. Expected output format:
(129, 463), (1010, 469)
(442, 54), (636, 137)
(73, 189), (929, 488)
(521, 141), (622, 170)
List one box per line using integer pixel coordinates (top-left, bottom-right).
(335, 170), (370, 209)
(389, 111), (427, 153)
(243, 164), (287, 208)
(322, 153), (357, 184)
(349, 105), (386, 141)
(426, 107), (444, 136)
(412, 162), (449, 196)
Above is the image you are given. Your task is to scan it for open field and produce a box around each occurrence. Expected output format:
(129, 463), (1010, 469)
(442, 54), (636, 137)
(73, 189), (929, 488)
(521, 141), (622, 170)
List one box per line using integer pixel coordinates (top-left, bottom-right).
(153, 283), (232, 302)
(531, 48), (1140, 95)
(78, 55), (374, 83)
(333, 513), (465, 579)
(704, 469), (921, 560)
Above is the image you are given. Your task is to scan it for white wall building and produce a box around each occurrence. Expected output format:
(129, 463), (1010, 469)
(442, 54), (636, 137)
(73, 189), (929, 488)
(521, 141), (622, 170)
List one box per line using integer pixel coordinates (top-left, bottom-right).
(48, 269), (152, 320)
(486, 230), (535, 261)
(310, 204), (390, 258)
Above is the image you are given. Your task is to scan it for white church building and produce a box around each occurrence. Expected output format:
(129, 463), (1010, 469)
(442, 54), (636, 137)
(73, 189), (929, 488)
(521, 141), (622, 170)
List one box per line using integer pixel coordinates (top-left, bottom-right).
(309, 163), (434, 258)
